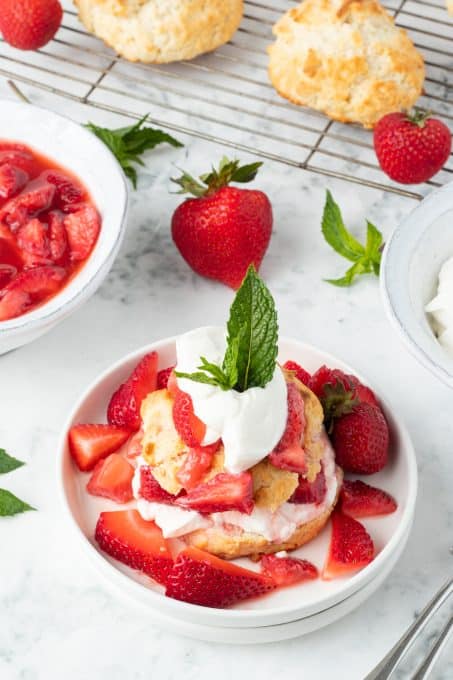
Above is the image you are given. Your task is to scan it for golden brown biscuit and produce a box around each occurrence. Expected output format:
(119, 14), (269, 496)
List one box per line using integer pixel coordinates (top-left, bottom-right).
(74, 0), (243, 63)
(268, 0), (424, 128)
(448, 0), (453, 14)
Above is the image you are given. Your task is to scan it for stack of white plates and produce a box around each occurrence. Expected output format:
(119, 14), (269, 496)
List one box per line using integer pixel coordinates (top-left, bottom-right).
(58, 339), (417, 643)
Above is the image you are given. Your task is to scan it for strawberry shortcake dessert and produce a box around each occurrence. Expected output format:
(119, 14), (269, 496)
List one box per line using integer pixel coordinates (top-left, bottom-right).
(68, 267), (395, 608)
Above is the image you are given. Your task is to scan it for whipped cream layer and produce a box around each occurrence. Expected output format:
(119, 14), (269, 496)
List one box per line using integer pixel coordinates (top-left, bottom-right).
(426, 257), (453, 355)
(175, 326), (288, 473)
(133, 437), (338, 543)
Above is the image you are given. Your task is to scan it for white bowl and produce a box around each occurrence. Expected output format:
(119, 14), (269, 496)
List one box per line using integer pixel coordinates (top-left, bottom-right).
(0, 100), (128, 354)
(58, 336), (417, 629)
(381, 181), (453, 388)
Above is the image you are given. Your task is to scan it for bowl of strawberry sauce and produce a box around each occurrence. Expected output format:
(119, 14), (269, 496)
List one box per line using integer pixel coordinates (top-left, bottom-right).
(0, 101), (128, 354)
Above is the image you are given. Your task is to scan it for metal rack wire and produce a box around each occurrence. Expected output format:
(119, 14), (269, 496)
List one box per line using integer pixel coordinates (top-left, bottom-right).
(0, 0), (452, 200)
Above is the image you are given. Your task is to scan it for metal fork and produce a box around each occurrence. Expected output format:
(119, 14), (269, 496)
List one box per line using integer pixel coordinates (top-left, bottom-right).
(365, 578), (453, 680)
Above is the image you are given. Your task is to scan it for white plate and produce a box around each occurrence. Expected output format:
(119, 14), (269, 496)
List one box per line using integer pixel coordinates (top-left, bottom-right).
(58, 335), (417, 629)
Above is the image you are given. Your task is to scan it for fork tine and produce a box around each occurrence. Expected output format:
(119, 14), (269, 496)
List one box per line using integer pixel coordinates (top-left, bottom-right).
(411, 616), (453, 680)
(365, 578), (453, 680)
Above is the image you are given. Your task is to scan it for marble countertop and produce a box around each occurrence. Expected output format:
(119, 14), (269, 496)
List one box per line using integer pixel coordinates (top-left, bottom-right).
(0, 75), (452, 680)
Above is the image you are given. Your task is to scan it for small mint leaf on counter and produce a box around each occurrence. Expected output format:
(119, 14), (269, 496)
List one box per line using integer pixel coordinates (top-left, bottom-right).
(322, 191), (383, 287)
(0, 489), (35, 516)
(0, 448), (25, 474)
(85, 114), (183, 190)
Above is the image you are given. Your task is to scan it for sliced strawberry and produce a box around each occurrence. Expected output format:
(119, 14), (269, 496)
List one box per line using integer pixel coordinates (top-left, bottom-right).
(0, 181), (55, 230)
(269, 382), (306, 474)
(0, 149), (35, 175)
(340, 480), (397, 518)
(0, 265), (66, 321)
(323, 511), (374, 580)
(139, 466), (181, 504)
(125, 429), (143, 460)
(17, 218), (51, 265)
(95, 510), (173, 585)
(48, 211), (69, 264)
(172, 390), (206, 448)
(0, 163), (28, 200)
(107, 352), (158, 431)
(68, 423), (131, 472)
(157, 365), (176, 390)
(166, 546), (275, 607)
(167, 370), (179, 397)
(176, 440), (220, 490)
(64, 205), (101, 261)
(283, 360), (311, 387)
(87, 453), (134, 503)
(290, 466), (327, 504)
(176, 471), (253, 514)
(261, 554), (318, 586)
(41, 170), (85, 212)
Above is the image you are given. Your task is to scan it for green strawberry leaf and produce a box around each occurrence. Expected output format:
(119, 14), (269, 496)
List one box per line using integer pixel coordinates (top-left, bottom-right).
(0, 489), (35, 516)
(171, 157), (263, 197)
(0, 448), (25, 474)
(322, 191), (384, 287)
(176, 266), (278, 392)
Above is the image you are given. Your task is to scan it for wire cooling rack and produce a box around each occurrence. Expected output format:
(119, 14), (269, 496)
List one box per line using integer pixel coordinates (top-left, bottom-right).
(0, 0), (452, 200)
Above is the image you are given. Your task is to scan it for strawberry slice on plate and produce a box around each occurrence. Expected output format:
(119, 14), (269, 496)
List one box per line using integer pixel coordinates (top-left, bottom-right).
(290, 466), (327, 504)
(269, 382), (306, 474)
(95, 510), (173, 586)
(68, 423), (131, 472)
(64, 204), (101, 261)
(340, 480), (397, 518)
(139, 466), (181, 504)
(261, 554), (318, 586)
(157, 365), (175, 390)
(176, 440), (220, 490)
(323, 511), (374, 580)
(166, 546), (275, 607)
(87, 453), (134, 503)
(282, 360), (311, 387)
(0, 163), (28, 199)
(172, 390), (206, 448)
(176, 471), (253, 514)
(107, 352), (158, 431)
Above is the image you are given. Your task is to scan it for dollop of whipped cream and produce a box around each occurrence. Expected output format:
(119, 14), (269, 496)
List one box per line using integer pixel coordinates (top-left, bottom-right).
(426, 257), (453, 355)
(175, 326), (288, 473)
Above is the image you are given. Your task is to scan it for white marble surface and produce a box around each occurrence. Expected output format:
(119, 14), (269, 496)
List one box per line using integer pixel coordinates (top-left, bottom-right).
(0, 75), (452, 680)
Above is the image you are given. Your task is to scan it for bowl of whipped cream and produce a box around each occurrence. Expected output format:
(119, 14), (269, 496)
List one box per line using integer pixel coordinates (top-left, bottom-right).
(381, 181), (453, 387)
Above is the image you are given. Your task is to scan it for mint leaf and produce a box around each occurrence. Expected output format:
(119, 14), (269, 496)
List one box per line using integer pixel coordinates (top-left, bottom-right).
(0, 449), (24, 474)
(86, 115), (183, 189)
(322, 191), (383, 287)
(0, 489), (35, 516)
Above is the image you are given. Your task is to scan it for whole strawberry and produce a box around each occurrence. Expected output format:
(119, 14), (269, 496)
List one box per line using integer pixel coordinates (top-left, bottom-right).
(374, 109), (452, 184)
(331, 402), (389, 474)
(0, 0), (62, 50)
(171, 157), (272, 289)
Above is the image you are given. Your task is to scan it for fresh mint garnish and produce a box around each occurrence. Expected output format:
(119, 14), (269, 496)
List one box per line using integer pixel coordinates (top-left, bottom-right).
(322, 190), (383, 287)
(0, 448), (25, 474)
(85, 114), (183, 189)
(176, 266), (278, 392)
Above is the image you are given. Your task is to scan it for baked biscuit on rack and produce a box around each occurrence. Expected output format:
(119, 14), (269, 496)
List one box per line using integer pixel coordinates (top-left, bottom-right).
(74, 0), (243, 63)
(268, 0), (425, 128)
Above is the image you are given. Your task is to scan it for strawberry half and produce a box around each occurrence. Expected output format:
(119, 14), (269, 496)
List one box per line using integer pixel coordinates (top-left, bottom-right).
(340, 480), (397, 518)
(282, 360), (311, 387)
(261, 554), (318, 587)
(176, 471), (253, 514)
(176, 441), (220, 490)
(323, 511), (374, 580)
(166, 547), (275, 607)
(269, 382), (306, 474)
(172, 390), (206, 448)
(331, 402), (389, 474)
(290, 466), (327, 504)
(68, 423), (131, 472)
(95, 510), (173, 585)
(139, 466), (181, 504)
(107, 352), (158, 431)
(157, 365), (175, 390)
(87, 453), (134, 503)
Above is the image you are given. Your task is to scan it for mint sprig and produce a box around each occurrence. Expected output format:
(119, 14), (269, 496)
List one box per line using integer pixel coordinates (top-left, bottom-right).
(0, 449), (35, 517)
(322, 190), (383, 287)
(176, 266), (278, 392)
(85, 114), (183, 189)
